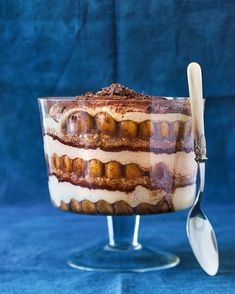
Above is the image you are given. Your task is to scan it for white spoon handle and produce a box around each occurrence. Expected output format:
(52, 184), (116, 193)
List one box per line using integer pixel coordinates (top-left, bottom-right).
(187, 62), (207, 162)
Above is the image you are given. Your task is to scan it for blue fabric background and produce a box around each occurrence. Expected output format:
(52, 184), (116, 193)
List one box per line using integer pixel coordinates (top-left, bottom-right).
(0, 1), (235, 293)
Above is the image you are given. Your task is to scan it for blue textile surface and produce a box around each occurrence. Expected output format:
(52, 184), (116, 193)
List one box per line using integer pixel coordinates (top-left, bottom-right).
(0, 204), (234, 294)
(1, 1), (235, 293)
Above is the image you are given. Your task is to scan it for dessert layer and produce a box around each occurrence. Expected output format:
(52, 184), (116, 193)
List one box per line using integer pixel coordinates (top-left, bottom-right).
(51, 170), (194, 193)
(44, 113), (190, 134)
(44, 113), (192, 142)
(49, 175), (196, 210)
(49, 153), (196, 192)
(45, 132), (193, 153)
(59, 199), (172, 215)
(44, 86), (193, 154)
(48, 84), (191, 120)
(44, 135), (197, 175)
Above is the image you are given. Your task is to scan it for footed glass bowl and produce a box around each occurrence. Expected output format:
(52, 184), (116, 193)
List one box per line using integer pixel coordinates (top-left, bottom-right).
(38, 85), (197, 272)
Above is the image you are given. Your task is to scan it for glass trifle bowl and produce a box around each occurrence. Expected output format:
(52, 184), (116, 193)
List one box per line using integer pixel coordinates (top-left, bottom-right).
(38, 84), (197, 272)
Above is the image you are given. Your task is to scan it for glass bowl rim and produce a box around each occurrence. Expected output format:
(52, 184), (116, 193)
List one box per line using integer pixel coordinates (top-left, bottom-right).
(38, 96), (190, 102)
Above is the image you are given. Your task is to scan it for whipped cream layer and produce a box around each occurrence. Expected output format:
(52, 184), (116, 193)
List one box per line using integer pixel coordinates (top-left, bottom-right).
(49, 175), (196, 210)
(44, 134), (197, 176)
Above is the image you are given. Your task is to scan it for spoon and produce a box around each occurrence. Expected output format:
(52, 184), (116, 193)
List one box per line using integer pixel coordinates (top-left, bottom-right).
(186, 62), (219, 276)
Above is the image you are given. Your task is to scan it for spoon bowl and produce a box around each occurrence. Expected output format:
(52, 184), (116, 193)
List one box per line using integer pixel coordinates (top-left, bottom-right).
(187, 163), (219, 276)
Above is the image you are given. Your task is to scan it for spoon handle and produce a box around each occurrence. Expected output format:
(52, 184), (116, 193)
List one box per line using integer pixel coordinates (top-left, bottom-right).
(187, 63), (207, 162)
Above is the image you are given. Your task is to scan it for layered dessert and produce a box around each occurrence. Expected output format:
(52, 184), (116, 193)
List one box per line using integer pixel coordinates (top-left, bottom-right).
(41, 84), (197, 215)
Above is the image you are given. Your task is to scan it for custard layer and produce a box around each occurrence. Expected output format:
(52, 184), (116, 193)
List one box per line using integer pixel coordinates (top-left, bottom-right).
(49, 175), (196, 210)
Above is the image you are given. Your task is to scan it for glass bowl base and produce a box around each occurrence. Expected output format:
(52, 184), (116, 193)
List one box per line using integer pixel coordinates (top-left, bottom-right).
(67, 243), (180, 273)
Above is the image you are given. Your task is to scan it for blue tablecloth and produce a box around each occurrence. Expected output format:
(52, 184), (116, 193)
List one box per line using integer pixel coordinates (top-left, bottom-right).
(0, 203), (234, 294)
